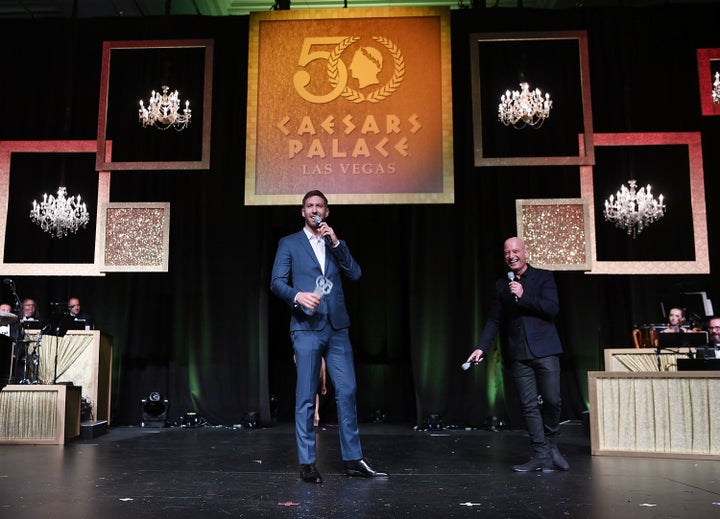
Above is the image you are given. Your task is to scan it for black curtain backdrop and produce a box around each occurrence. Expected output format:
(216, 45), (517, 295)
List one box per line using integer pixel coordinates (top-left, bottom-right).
(0, 6), (718, 429)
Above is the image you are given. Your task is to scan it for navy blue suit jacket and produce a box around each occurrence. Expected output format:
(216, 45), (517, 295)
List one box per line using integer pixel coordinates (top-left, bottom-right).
(475, 264), (563, 360)
(270, 230), (361, 331)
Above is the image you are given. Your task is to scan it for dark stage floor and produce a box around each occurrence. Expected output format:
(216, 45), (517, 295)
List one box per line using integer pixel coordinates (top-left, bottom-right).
(1, 420), (719, 518)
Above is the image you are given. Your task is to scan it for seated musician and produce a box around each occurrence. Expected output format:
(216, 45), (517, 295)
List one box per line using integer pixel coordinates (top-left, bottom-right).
(696, 316), (720, 359)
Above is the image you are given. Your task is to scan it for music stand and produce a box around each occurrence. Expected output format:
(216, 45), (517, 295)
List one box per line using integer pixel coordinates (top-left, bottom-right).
(42, 304), (72, 384)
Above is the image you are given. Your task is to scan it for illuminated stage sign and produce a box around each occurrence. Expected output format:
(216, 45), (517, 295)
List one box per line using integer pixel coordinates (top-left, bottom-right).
(245, 7), (454, 205)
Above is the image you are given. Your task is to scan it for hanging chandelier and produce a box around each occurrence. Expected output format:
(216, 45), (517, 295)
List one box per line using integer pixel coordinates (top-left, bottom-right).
(498, 82), (552, 129)
(29, 186), (90, 239)
(603, 179), (666, 239)
(712, 72), (720, 104)
(138, 85), (191, 131)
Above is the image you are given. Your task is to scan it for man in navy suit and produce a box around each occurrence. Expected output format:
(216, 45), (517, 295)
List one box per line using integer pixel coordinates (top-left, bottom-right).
(271, 190), (388, 484)
(466, 237), (569, 472)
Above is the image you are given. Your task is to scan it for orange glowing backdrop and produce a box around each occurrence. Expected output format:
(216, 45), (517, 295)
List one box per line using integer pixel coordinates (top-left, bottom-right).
(245, 7), (454, 205)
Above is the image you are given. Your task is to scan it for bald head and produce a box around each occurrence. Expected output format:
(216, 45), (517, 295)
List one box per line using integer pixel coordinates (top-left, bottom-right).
(503, 237), (528, 275)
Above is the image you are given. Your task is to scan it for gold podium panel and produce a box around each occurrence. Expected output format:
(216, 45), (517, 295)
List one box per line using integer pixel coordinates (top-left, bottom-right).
(23, 330), (113, 423)
(0, 385), (81, 444)
(603, 347), (694, 372)
(589, 371), (720, 460)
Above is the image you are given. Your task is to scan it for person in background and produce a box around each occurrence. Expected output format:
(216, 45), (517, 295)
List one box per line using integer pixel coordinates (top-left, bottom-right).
(67, 297), (94, 330)
(19, 299), (40, 325)
(0, 302), (20, 383)
(0, 302), (15, 330)
(708, 316), (720, 343)
(270, 189), (388, 484)
(660, 307), (686, 333)
(701, 316), (720, 359)
(12, 300), (36, 381)
(293, 354), (328, 428)
(465, 237), (569, 472)
(314, 356), (328, 427)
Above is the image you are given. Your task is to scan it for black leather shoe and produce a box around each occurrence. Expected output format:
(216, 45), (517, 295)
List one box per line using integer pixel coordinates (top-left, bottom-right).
(300, 464), (322, 483)
(550, 445), (570, 471)
(344, 458), (389, 478)
(512, 457), (554, 472)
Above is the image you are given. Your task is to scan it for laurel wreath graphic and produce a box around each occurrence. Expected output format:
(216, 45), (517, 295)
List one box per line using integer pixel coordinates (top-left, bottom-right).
(327, 36), (406, 104)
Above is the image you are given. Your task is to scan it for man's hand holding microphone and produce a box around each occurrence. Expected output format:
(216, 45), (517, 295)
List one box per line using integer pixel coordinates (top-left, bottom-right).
(462, 349), (486, 371)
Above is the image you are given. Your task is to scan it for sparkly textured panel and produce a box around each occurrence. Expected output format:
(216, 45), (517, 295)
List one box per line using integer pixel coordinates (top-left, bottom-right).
(516, 198), (591, 271)
(101, 203), (170, 272)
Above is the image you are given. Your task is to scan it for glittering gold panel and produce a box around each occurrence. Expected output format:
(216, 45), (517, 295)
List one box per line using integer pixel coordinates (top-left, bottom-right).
(104, 207), (167, 267)
(516, 199), (591, 270)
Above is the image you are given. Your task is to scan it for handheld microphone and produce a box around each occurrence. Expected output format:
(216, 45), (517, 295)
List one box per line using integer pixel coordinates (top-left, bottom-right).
(2, 278), (12, 285)
(462, 353), (485, 370)
(507, 272), (518, 302)
(312, 216), (334, 247)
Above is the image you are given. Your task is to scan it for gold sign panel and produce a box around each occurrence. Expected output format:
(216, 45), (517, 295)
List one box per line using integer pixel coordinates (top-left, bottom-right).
(245, 7), (454, 205)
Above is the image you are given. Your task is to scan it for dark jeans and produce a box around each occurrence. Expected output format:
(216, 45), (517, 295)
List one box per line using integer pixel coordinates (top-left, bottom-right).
(510, 355), (561, 458)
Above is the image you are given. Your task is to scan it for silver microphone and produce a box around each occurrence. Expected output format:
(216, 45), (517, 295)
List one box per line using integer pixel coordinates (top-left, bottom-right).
(507, 271), (517, 302)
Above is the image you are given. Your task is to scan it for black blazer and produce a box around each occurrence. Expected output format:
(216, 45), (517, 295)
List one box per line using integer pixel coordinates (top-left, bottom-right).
(475, 264), (563, 360)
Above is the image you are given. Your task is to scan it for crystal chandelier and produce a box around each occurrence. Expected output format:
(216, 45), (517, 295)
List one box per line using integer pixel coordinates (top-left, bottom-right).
(498, 82), (552, 129)
(138, 85), (191, 131)
(29, 186), (90, 239)
(712, 72), (720, 104)
(603, 179), (666, 238)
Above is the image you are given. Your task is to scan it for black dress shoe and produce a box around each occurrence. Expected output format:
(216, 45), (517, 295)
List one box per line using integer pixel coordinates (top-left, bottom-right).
(511, 457), (554, 472)
(300, 463), (322, 483)
(344, 458), (389, 478)
(550, 445), (570, 471)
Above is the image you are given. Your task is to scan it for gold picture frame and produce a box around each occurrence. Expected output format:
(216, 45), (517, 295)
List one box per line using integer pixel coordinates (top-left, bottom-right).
(0, 140), (110, 276)
(96, 39), (214, 171)
(696, 48), (720, 116)
(470, 31), (594, 167)
(580, 132), (709, 275)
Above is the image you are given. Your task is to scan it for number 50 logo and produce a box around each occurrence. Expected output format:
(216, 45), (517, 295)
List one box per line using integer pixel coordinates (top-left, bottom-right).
(293, 36), (406, 105)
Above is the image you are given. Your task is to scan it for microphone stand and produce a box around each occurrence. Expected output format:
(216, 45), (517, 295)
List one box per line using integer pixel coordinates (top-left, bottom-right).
(656, 344), (662, 371)
(7, 280), (21, 316)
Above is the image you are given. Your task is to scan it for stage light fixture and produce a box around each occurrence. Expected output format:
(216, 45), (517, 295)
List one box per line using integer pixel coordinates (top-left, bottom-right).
(425, 414), (443, 431)
(370, 409), (387, 423)
(141, 391), (169, 428)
